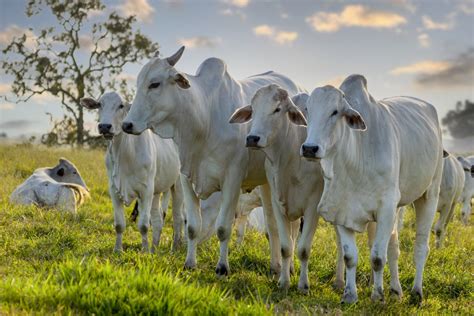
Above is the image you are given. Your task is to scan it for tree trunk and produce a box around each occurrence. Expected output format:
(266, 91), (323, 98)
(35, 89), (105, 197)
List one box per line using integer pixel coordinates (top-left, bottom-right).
(76, 104), (84, 146)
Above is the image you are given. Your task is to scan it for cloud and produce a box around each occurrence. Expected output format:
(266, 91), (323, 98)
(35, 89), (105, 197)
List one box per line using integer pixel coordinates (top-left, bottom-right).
(390, 60), (450, 75)
(0, 120), (37, 129)
(0, 25), (36, 49)
(0, 83), (10, 95)
(218, 8), (246, 19)
(418, 33), (430, 48)
(224, 0), (250, 8)
(117, 73), (137, 83)
(321, 75), (345, 88)
(416, 49), (474, 88)
(177, 36), (222, 49)
(253, 25), (298, 45)
(457, 2), (474, 15)
(306, 5), (406, 32)
(421, 15), (454, 30)
(390, 0), (416, 13)
(0, 102), (14, 110)
(118, 0), (155, 22)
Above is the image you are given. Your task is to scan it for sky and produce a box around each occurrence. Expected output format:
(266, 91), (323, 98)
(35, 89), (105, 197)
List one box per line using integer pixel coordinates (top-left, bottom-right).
(0, 0), (473, 139)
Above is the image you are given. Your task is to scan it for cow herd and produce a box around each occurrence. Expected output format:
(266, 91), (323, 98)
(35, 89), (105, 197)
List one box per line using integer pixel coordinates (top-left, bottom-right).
(10, 46), (474, 305)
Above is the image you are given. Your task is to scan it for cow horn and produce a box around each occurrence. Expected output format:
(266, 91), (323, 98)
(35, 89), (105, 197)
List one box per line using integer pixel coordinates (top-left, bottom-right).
(166, 46), (185, 66)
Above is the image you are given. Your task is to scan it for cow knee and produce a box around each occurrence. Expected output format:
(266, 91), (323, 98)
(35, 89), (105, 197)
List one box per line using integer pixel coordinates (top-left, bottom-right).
(372, 256), (384, 272)
(343, 245), (357, 268)
(115, 224), (125, 234)
(298, 248), (309, 261)
(217, 226), (229, 241)
(281, 246), (291, 259)
(139, 224), (148, 235)
(187, 225), (196, 240)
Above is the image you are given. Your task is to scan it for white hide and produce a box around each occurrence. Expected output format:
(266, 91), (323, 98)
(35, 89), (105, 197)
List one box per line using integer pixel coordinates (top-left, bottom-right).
(80, 92), (184, 253)
(10, 158), (89, 213)
(122, 46), (305, 275)
(433, 154), (465, 248)
(300, 75), (443, 303)
(459, 155), (474, 224)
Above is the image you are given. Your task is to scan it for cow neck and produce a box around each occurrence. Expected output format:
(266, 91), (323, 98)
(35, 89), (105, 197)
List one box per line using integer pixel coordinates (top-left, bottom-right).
(262, 118), (298, 168)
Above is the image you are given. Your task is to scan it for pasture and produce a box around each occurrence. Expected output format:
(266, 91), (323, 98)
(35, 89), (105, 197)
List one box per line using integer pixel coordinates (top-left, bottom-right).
(0, 144), (472, 314)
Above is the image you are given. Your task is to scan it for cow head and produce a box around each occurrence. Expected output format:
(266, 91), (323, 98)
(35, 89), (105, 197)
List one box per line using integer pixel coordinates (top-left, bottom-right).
(122, 46), (190, 136)
(80, 92), (129, 140)
(229, 84), (306, 148)
(458, 156), (474, 178)
(51, 158), (88, 190)
(297, 85), (366, 160)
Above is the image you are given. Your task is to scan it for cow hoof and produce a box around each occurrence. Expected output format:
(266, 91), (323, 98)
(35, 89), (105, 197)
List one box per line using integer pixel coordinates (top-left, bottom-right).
(298, 283), (310, 295)
(341, 289), (358, 304)
(390, 287), (403, 300)
(278, 279), (290, 291)
(269, 266), (281, 277)
(371, 287), (385, 303)
(215, 263), (229, 277)
(409, 288), (423, 306)
(183, 260), (196, 270)
(333, 279), (345, 291)
(113, 247), (123, 253)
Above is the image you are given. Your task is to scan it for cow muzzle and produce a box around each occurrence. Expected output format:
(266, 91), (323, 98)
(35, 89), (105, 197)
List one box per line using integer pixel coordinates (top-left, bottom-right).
(98, 123), (114, 139)
(301, 144), (320, 159)
(246, 135), (261, 148)
(122, 121), (135, 134)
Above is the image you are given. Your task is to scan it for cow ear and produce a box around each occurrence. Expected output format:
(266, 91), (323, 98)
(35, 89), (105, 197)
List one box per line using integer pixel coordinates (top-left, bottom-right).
(57, 167), (65, 177)
(287, 98), (307, 126)
(229, 105), (252, 124)
(342, 107), (366, 131)
(80, 97), (100, 110)
(173, 73), (190, 89)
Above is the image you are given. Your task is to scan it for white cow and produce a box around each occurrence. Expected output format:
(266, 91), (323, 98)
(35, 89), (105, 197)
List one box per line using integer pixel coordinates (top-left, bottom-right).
(459, 155), (474, 224)
(433, 154), (465, 248)
(122, 46), (304, 276)
(80, 92), (184, 253)
(297, 75), (444, 304)
(230, 85), (320, 293)
(10, 158), (89, 213)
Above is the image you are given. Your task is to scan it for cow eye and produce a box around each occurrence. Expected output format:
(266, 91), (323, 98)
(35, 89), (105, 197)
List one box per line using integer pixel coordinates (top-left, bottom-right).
(119, 104), (124, 109)
(273, 108), (281, 113)
(148, 82), (161, 89)
(73, 171), (77, 175)
(331, 110), (338, 117)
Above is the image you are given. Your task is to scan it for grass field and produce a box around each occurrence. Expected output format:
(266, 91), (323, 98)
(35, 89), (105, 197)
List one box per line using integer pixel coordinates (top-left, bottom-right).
(0, 144), (473, 314)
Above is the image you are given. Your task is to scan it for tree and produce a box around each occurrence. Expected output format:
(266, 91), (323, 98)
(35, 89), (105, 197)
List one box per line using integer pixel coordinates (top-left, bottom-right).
(1, 0), (158, 146)
(442, 100), (474, 139)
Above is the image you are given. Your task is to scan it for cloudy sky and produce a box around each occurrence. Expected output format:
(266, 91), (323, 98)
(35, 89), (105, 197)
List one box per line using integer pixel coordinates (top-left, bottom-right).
(0, 0), (473, 138)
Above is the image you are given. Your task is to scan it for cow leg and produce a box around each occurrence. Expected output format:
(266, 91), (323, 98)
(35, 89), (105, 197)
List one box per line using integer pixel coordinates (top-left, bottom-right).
(272, 206), (293, 292)
(334, 227), (345, 290)
(160, 190), (171, 220)
(397, 207), (406, 232)
(214, 175), (242, 278)
(150, 193), (163, 253)
(461, 199), (472, 225)
(235, 213), (248, 245)
(181, 177), (201, 269)
(388, 224), (402, 299)
(411, 189), (439, 304)
(367, 221), (376, 286)
(289, 220), (300, 275)
(297, 210), (319, 294)
(370, 205), (397, 302)
(260, 184), (281, 276)
(171, 180), (185, 251)
(337, 225), (358, 304)
(138, 189), (153, 253)
(110, 188), (125, 252)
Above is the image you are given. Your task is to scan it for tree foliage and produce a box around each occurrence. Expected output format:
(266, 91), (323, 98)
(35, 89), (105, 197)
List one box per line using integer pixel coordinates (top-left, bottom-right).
(442, 100), (474, 139)
(1, 0), (158, 146)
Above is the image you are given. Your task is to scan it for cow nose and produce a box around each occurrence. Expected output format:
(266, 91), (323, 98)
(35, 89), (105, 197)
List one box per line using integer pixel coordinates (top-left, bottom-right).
(98, 123), (112, 134)
(122, 122), (133, 133)
(301, 144), (319, 158)
(246, 135), (260, 147)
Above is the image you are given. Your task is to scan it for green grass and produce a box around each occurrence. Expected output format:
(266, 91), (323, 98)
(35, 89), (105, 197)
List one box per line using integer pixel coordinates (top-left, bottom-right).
(0, 144), (473, 315)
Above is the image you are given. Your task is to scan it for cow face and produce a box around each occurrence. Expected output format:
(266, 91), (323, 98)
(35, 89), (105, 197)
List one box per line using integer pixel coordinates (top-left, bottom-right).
(51, 158), (88, 190)
(229, 84), (306, 148)
(80, 92), (128, 140)
(122, 46), (190, 136)
(298, 85), (366, 160)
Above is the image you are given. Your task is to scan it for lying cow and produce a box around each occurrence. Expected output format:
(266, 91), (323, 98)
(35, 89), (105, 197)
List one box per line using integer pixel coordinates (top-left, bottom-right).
(459, 155), (474, 224)
(432, 154), (466, 248)
(10, 158), (89, 212)
(298, 75), (444, 304)
(122, 46), (304, 276)
(80, 92), (184, 253)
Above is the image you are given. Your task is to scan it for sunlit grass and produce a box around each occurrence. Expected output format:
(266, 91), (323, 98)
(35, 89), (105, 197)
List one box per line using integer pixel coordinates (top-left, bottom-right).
(0, 144), (472, 314)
